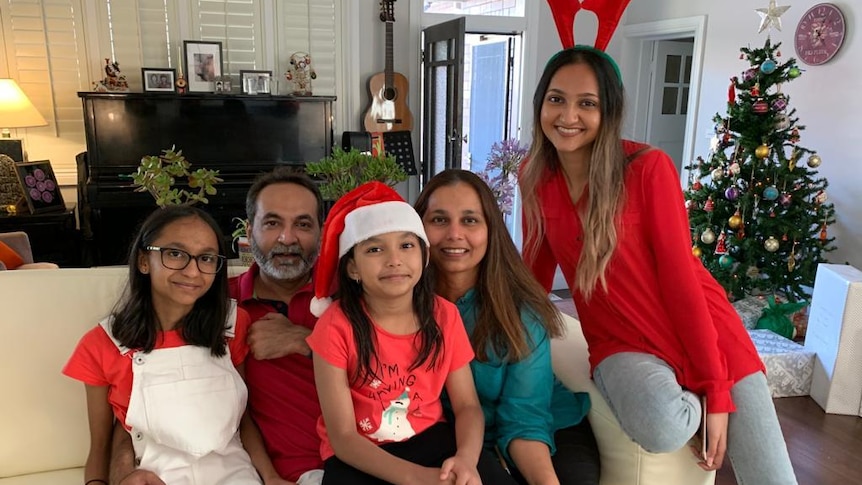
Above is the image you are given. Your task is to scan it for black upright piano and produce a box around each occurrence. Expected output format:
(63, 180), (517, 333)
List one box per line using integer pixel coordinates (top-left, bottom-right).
(78, 92), (335, 266)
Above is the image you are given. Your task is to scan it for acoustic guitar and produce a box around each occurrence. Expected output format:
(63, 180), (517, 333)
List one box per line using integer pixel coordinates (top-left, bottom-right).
(363, 0), (413, 133)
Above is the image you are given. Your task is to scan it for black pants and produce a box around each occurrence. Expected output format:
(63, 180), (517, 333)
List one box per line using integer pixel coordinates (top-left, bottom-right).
(322, 421), (517, 485)
(509, 419), (601, 485)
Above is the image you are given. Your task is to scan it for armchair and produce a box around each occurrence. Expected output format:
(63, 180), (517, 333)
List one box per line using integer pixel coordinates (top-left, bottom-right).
(0, 231), (59, 270)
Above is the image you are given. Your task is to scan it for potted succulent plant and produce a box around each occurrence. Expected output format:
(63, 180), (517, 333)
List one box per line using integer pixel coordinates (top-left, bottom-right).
(129, 146), (222, 207)
(305, 147), (407, 200)
(231, 217), (254, 267)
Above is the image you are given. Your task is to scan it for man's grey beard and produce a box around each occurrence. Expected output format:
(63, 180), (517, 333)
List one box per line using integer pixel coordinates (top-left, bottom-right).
(252, 242), (318, 281)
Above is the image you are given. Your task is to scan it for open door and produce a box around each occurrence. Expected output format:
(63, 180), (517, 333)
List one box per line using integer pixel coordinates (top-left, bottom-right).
(421, 17), (465, 183)
(646, 39), (694, 174)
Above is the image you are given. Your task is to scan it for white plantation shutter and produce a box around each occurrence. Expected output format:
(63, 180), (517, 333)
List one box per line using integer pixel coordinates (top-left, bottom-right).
(0, 0), (338, 185)
(0, 0), (89, 183)
(277, 0), (335, 95)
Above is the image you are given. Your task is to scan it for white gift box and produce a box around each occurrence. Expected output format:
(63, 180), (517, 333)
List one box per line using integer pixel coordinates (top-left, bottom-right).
(804, 264), (862, 416)
(748, 329), (814, 398)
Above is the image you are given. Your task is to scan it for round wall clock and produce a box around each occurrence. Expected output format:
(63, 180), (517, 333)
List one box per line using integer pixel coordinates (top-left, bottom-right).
(794, 3), (846, 65)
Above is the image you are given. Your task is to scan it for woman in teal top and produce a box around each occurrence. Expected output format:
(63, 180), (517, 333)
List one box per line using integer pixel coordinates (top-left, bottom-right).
(415, 169), (599, 485)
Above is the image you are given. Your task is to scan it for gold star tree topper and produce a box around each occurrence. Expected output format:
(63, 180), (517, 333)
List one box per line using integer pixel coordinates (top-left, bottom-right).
(756, 0), (791, 33)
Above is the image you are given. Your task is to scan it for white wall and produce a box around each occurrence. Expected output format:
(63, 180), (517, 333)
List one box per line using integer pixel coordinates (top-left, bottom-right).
(618, 0), (860, 269)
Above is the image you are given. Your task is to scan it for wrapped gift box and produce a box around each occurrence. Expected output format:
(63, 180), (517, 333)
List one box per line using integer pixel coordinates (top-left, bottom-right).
(748, 329), (814, 398)
(804, 264), (862, 416)
(733, 296), (769, 330)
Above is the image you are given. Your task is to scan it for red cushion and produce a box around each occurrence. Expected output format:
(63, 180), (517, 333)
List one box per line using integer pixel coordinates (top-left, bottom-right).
(0, 240), (24, 269)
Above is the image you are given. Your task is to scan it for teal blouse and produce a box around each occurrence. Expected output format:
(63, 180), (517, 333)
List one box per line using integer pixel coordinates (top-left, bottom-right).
(453, 288), (590, 464)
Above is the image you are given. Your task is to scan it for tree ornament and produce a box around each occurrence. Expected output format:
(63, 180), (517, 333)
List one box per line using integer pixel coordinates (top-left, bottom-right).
(778, 192), (792, 208)
(820, 223), (828, 242)
(755, 144), (770, 158)
(763, 185), (780, 200)
(729, 210), (743, 229)
(743, 67), (758, 82)
(789, 127), (800, 143)
(788, 66), (801, 78)
(719, 254), (735, 269)
(685, 199), (696, 213)
(753, 100), (769, 114)
(701, 227), (717, 245)
(725, 186), (740, 201)
(692, 246), (703, 258)
(711, 168), (725, 180)
(774, 114), (790, 130)
(807, 154), (822, 168)
(692, 181), (703, 191)
(760, 59), (777, 74)
(814, 190), (828, 204)
(729, 162), (741, 175)
(772, 94), (788, 111)
(782, 233), (789, 242)
(728, 77), (737, 105)
(750, 83), (762, 97)
(736, 178), (748, 190)
(764, 236), (780, 252)
(755, 0), (791, 33)
(746, 266), (761, 278)
(704, 196), (715, 212)
(715, 232), (728, 254)
(788, 249), (797, 272)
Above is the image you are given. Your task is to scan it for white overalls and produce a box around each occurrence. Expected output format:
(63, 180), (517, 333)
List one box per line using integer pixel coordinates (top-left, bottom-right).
(100, 303), (262, 485)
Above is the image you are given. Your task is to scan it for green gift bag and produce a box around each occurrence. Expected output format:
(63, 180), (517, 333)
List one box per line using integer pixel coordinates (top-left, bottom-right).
(755, 295), (809, 339)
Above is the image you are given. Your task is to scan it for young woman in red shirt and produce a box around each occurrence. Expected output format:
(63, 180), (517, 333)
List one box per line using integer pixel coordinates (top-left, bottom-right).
(520, 46), (797, 485)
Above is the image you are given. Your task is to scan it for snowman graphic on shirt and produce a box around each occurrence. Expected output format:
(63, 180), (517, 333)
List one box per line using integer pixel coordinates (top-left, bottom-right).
(367, 388), (416, 442)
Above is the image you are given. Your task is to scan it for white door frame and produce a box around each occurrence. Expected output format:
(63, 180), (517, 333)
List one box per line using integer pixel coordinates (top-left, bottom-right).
(622, 15), (707, 186)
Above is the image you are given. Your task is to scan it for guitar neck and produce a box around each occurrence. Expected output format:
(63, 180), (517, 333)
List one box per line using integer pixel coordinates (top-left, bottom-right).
(385, 21), (393, 89)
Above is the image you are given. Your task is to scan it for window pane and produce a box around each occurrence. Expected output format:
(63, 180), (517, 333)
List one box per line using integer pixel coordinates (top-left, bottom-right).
(681, 87), (689, 115)
(424, 0), (525, 17)
(432, 39), (449, 61)
(664, 55), (681, 83)
(684, 55), (693, 83)
(662, 87), (678, 114)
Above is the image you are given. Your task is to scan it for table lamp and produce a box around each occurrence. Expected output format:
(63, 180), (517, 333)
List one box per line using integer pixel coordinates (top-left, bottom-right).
(0, 79), (47, 162)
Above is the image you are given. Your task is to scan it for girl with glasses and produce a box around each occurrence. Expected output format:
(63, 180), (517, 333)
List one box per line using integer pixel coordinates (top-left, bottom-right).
(64, 205), (262, 485)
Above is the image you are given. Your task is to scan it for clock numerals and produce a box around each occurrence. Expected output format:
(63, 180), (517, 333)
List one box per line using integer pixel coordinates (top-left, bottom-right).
(794, 3), (845, 66)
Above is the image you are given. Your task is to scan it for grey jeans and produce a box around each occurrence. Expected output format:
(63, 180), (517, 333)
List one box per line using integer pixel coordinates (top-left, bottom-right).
(593, 352), (797, 485)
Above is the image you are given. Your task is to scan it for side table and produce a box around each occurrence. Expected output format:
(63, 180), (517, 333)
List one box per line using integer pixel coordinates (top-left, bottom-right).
(0, 205), (82, 267)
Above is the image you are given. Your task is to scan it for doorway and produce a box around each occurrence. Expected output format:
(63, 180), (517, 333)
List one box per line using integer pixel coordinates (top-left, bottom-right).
(623, 16), (707, 185)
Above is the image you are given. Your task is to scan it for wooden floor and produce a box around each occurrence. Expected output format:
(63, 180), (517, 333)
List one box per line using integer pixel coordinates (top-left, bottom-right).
(717, 396), (862, 485)
(550, 297), (862, 485)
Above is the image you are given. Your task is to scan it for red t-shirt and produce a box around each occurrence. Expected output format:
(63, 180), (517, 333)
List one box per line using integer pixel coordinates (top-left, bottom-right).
(62, 307), (251, 428)
(524, 141), (764, 413)
(229, 264), (323, 481)
(307, 296), (474, 460)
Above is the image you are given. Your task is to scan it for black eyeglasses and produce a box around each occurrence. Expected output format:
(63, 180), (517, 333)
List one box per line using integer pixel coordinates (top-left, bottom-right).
(144, 246), (226, 274)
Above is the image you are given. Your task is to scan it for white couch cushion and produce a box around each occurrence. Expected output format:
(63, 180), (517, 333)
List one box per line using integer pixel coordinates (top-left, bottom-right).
(552, 313), (715, 485)
(0, 268), (128, 478)
(0, 468), (82, 485)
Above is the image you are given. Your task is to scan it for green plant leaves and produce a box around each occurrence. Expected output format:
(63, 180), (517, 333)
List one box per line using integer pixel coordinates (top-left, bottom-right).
(305, 147), (407, 200)
(129, 146), (222, 208)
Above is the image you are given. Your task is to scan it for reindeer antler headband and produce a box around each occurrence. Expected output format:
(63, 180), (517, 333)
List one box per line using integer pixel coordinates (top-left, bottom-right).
(545, 0), (632, 82)
(547, 0), (632, 50)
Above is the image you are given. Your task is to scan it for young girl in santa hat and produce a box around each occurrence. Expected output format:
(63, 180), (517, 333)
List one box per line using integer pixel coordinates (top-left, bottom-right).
(306, 182), (516, 485)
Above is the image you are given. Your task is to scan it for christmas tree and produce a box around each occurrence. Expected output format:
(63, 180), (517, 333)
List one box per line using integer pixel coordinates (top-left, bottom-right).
(684, 39), (836, 303)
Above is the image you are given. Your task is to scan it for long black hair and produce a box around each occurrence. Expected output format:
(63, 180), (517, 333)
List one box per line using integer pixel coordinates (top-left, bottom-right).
(111, 205), (231, 355)
(336, 240), (443, 386)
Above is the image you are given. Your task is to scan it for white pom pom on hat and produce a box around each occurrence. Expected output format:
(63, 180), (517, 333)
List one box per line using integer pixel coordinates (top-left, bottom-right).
(310, 182), (429, 317)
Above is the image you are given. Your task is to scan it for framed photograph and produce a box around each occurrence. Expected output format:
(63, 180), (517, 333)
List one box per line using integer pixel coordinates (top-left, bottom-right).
(14, 160), (65, 214)
(141, 68), (176, 93)
(184, 40), (223, 92)
(240, 70), (272, 95)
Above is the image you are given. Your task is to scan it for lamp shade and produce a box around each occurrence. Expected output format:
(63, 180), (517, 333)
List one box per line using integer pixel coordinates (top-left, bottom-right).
(0, 79), (47, 129)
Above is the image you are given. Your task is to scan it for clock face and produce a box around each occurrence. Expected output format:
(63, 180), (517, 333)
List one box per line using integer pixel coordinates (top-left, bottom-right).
(795, 3), (846, 66)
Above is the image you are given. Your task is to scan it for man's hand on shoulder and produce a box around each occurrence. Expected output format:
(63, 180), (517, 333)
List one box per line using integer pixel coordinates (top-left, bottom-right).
(248, 312), (312, 360)
(116, 469), (166, 485)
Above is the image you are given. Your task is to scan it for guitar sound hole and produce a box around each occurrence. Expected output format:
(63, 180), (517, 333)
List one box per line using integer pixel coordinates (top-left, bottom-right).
(383, 87), (397, 101)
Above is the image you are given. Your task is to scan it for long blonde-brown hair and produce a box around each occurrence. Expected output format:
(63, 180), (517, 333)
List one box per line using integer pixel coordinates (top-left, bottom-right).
(521, 47), (629, 300)
(415, 170), (564, 362)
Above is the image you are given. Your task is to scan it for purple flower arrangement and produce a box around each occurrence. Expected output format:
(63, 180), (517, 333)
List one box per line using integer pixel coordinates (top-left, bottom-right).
(477, 139), (528, 217)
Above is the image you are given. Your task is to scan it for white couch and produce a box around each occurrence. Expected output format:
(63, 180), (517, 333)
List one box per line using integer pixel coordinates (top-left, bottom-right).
(0, 267), (714, 485)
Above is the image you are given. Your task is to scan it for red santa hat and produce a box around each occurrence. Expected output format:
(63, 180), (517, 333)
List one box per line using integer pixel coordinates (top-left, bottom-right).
(310, 181), (429, 317)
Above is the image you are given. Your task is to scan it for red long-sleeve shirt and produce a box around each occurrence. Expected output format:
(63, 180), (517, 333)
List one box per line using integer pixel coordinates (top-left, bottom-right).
(524, 141), (763, 413)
